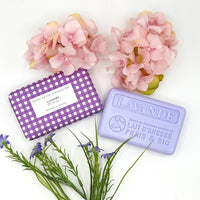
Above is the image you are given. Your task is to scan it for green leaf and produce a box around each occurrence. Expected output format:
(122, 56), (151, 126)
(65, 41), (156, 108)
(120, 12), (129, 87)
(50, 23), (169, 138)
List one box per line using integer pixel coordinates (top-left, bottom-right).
(95, 119), (99, 147)
(138, 74), (164, 95)
(139, 88), (156, 95)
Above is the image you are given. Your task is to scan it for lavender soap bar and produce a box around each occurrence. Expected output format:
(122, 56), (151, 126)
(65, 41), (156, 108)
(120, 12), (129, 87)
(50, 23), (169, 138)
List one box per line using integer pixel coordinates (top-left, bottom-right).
(9, 69), (102, 140)
(98, 89), (186, 154)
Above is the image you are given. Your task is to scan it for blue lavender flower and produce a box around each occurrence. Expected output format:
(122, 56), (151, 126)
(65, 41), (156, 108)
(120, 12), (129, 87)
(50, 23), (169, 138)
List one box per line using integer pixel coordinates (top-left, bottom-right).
(45, 133), (55, 146)
(30, 142), (42, 159)
(78, 142), (92, 148)
(89, 146), (103, 153)
(0, 134), (10, 149)
(101, 152), (116, 159)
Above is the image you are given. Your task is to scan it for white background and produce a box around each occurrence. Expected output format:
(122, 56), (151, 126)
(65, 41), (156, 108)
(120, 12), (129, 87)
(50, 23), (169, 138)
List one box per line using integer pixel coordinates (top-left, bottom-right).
(0, 0), (200, 199)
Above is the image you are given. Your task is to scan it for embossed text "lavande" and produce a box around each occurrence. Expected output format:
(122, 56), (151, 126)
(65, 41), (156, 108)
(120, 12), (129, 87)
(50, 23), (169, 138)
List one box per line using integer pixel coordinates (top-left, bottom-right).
(112, 94), (179, 124)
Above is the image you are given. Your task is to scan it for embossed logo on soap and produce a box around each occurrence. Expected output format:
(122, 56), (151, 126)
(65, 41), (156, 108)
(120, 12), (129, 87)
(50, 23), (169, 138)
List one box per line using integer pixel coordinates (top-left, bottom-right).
(109, 115), (126, 132)
(112, 94), (180, 124)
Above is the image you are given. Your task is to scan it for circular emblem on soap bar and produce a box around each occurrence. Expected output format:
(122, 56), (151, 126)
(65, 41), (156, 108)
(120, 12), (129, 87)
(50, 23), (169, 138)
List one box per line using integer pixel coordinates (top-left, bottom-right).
(109, 115), (126, 132)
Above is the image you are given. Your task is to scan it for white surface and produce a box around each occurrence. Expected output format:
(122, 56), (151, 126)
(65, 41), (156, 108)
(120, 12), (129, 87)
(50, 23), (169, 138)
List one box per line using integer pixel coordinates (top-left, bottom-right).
(0, 0), (200, 200)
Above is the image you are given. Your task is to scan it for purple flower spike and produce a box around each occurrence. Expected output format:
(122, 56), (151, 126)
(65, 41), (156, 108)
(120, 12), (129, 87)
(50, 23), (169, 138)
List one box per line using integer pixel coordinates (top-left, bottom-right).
(101, 152), (116, 159)
(0, 134), (10, 149)
(45, 133), (55, 146)
(30, 142), (42, 159)
(89, 146), (103, 153)
(78, 142), (92, 148)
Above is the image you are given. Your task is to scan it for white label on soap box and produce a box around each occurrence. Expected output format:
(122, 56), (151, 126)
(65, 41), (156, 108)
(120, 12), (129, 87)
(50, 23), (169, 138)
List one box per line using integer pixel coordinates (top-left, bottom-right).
(30, 83), (78, 118)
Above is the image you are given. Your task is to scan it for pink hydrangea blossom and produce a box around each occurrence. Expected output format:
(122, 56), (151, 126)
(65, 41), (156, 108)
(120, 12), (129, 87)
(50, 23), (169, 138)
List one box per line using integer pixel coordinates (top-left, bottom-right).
(25, 14), (106, 75)
(49, 46), (82, 76)
(59, 16), (87, 47)
(109, 12), (178, 94)
(24, 21), (60, 70)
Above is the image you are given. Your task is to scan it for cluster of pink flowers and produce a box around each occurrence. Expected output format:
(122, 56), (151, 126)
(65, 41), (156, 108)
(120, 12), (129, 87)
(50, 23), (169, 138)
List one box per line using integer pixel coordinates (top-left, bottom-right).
(25, 12), (178, 95)
(108, 12), (178, 94)
(25, 14), (106, 75)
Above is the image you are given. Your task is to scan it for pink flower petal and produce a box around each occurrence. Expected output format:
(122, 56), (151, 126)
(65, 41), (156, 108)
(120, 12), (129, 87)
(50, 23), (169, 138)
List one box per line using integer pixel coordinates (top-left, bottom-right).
(148, 25), (162, 34)
(123, 73), (140, 90)
(150, 12), (166, 25)
(49, 54), (65, 69)
(137, 14), (148, 27)
(64, 19), (81, 33)
(24, 40), (34, 61)
(120, 41), (133, 54)
(58, 27), (71, 47)
(71, 57), (83, 69)
(112, 67), (124, 88)
(151, 46), (176, 65)
(150, 48), (166, 61)
(161, 23), (172, 40)
(33, 46), (44, 60)
(30, 57), (50, 71)
(76, 48), (85, 60)
(138, 48), (150, 63)
(82, 46), (98, 68)
(151, 60), (168, 75)
(83, 18), (98, 37)
(122, 26), (140, 41)
(109, 51), (127, 63)
(144, 62), (153, 74)
(134, 27), (149, 47)
(31, 34), (44, 45)
(129, 52), (136, 63)
(165, 48), (176, 65)
(73, 29), (87, 46)
(122, 64), (142, 76)
(52, 32), (59, 50)
(90, 34), (106, 53)
(137, 75), (155, 91)
(46, 46), (59, 59)
(147, 33), (163, 49)
(124, 65), (143, 83)
(61, 63), (75, 76)
(165, 37), (178, 48)
(65, 15), (76, 23)
(111, 27), (122, 47)
(42, 21), (59, 39)
(59, 46), (76, 56)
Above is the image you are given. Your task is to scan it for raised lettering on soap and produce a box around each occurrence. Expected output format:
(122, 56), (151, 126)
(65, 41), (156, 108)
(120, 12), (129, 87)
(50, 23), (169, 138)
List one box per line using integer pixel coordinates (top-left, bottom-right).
(112, 94), (180, 124)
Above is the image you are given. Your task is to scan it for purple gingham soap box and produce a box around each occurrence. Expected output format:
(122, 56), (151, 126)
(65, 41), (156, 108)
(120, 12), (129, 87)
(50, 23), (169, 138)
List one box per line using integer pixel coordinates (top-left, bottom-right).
(9, 69), (103, 140)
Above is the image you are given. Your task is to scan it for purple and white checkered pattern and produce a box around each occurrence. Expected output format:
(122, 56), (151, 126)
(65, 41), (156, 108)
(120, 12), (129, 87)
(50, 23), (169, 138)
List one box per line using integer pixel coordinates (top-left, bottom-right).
(9, 69), (103, 140)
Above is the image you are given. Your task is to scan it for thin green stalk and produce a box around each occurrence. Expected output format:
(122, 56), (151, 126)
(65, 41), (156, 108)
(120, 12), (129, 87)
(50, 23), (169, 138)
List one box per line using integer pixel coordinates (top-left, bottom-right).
(98, 136), (136, 199)
(3, 144), (67, 200)
(40, 155), (67, 200)
(95, 120), (99, 147)
(33, 158), (63, 200)
(51, 141), (87, 199)
(42, 154), (70, 200)
(93, 122), (100, 200)
(79, 131), (100, 200)
(109, 142), (152, 200)
(67, 128), (92, 200)
(35, 153), (66, 200)
(35, 172), (62, 200)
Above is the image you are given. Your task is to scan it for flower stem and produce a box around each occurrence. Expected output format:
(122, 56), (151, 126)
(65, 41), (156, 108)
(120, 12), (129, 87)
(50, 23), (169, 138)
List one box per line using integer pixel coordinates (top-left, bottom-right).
(109, 142), (152, 200)
(51, 141), (87, 199)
